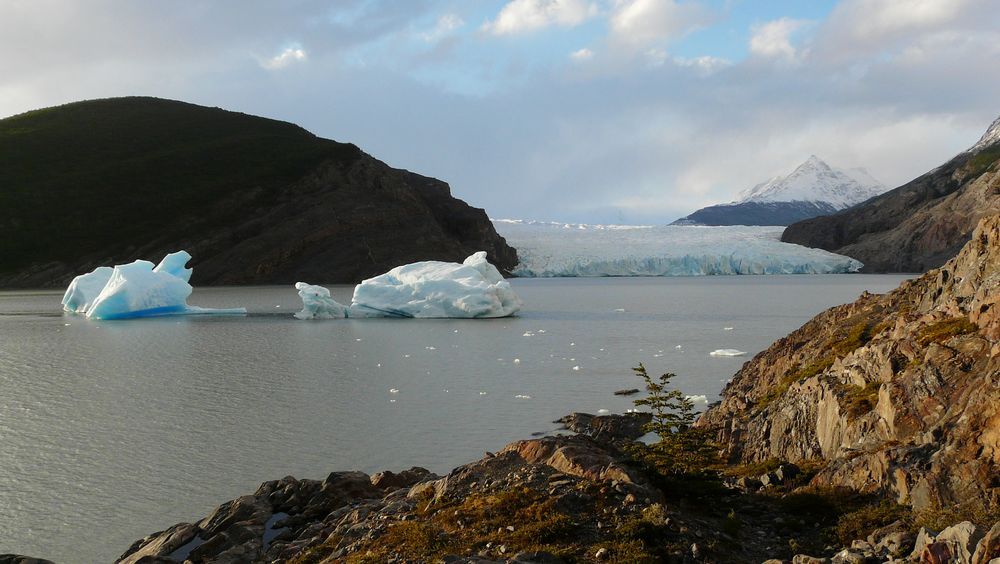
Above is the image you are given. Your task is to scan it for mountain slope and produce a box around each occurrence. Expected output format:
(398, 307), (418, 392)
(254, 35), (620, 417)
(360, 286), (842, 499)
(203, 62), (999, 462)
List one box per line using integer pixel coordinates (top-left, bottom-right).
(673, 156), (886, 226)
(0, 97), (517, 287)
(782, 116), (1000, 272)
(700, 213), (1000, 514)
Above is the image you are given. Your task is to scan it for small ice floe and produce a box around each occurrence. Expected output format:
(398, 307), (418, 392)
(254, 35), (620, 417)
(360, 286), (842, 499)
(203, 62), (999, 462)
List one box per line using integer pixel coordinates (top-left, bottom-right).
(64, 323), (71, 327)
(454, 329), (459, 333)
(570, 342), (575, 346)
(614, 308), (626, 312)
(425, 346), (436, 350)
(513, 358), (521, 364)
(514, 394), (532, 399)
(709, 349), (747, 357)
(723, 327), (734, 331)
(444, 389), (450, 393)
(599, 348), (605, 352)
(390, 399), (397, 403)
(356, 338), (362, 342)
(572, 366), (580, 371)
(404, 354), (410, 358)
(537, 329), (546, 333)
(479, 391), (488, 396)
(523, 332), (534, 337)
(389, 388), (399, 393)
(275, 305), (281, 308)
(653, 354), (663, 358)
(597, 408), (610, 414)
(675, 345), (683, 349)
(685, 394), (708, 404)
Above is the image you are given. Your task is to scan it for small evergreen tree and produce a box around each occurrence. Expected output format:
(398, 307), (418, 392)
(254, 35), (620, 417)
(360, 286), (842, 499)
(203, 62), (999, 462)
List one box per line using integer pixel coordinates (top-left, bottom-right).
(628, 363), (719, 476)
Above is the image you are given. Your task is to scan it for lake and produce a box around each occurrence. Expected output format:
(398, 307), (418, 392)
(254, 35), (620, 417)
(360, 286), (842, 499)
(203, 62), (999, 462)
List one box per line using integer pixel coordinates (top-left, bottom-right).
(0, 275), (910, 562)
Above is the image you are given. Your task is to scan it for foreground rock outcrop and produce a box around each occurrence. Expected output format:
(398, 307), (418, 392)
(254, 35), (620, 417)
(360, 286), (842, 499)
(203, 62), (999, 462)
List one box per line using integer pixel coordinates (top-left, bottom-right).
(782, 115), (1000, 272)
(702, 214), (1000, 516)
(0, 97), (517, 288)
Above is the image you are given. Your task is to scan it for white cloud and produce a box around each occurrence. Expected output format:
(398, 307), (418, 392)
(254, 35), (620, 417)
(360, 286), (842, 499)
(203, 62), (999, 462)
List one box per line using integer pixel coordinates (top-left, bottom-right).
(749, 18), (809, 61)
(482, 0), (598, 36)
(672, 55), (731, 75)
(421, 13), (464, 42)
(570, 47), (594, 61)
(261, 46), (307, 70)
(831, 0), (971, 40)
(645, 48), (668, 67)
(609, 0), (710, 48)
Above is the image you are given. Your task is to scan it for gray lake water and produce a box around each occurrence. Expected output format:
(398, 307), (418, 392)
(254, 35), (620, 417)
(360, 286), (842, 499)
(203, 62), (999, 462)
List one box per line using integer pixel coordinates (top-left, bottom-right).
(0, 275), (910, 562)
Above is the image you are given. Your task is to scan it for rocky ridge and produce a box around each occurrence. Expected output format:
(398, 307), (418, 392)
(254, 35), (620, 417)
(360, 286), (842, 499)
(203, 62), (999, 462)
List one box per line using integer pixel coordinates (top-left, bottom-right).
(701, 214), (1000, 517)
(782, 116), (1000, 272)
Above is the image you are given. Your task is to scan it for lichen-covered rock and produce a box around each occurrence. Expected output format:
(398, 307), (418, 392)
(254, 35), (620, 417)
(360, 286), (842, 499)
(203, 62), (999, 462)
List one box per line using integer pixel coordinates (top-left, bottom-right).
(700, 214), (1000, 514)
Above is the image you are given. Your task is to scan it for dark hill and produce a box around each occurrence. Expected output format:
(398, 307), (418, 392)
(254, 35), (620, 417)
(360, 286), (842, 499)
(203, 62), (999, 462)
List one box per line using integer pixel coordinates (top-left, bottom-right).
(0, 97), (516, 287)
(781, 117), (1000, 272)
(672, 200), (839, 226)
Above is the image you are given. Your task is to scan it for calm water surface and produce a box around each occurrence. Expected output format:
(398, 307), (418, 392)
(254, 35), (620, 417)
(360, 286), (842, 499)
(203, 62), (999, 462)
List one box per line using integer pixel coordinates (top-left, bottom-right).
(0, 275), (910, 562)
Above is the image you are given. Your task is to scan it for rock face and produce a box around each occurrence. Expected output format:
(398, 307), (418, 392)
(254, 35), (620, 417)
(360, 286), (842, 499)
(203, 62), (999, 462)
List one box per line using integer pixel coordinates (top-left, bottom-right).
(782, 117), (1000, 272)
(0, 97), (516, 288)
(700, 214), (1000, 514)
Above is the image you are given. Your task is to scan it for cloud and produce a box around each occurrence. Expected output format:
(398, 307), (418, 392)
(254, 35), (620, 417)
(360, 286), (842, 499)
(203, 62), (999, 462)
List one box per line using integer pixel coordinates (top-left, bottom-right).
(261, 46), (307, 70)
(749, 18), (809, 61)
(482, 0), (598, 36)
(570, 47), (594, 61)
(608, 0), (711, 48)
(420, 13), (464, 42)
(829, 0), (971, 40)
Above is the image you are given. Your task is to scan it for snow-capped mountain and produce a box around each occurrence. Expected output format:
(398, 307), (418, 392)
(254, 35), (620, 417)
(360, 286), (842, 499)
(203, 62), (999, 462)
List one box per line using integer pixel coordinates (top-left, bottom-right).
(673, 156), (888, 226)
(735, 155), (886, 209)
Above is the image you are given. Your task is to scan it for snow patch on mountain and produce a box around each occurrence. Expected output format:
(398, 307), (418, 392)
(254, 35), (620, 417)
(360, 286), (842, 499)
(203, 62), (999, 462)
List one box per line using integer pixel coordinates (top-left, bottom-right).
(968, 114), (1000, 153)
(735, 155), (886, 209)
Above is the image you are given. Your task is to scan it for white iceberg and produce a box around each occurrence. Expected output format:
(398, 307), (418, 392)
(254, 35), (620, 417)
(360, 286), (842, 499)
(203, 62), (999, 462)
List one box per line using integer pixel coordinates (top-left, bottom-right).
(350, 252), (521, 318)
(62, 251), (246, 320)
(294, 282), (349, 319)
(294, 252), (521, 319)
(62, 266), (114, 314)
(492, 220), (863, 276)
(709, 349), (747, 357)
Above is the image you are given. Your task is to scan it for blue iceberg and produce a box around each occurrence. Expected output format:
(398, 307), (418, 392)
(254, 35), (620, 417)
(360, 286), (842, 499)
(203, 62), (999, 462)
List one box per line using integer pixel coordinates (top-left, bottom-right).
(62, 251), (246, 320)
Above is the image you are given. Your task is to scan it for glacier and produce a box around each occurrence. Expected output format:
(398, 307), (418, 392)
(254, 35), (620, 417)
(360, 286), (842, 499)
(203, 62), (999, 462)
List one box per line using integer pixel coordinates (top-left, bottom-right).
(493, 220), (863, 277)
(295, 252), (521, 319)
(63, 251), (246, 320)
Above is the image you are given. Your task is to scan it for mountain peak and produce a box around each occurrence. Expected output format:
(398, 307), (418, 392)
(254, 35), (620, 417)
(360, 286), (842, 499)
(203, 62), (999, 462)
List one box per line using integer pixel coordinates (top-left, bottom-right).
(735, 156), (887, 209)
(969, 114), (1000, 153)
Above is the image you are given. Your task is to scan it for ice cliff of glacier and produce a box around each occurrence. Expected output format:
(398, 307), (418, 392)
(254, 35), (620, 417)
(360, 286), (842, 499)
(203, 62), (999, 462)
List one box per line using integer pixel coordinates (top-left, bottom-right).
(62, 251), (245, 320)
(295, 252), (521, 319)
(492, 220), (863, 277)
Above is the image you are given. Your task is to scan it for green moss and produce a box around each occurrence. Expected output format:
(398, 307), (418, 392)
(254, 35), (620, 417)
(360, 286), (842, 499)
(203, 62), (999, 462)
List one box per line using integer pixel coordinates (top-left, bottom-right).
(966, 144), (1000, 178)
(835, 501), (912, 545)
(756, 357), (834, 410)
(840, 381), (881, 419)
(916, 317), (978, 346)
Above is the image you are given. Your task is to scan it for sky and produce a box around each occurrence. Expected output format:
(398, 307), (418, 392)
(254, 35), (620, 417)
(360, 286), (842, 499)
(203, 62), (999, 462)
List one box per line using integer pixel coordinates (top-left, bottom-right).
(2, 0), (999, 223)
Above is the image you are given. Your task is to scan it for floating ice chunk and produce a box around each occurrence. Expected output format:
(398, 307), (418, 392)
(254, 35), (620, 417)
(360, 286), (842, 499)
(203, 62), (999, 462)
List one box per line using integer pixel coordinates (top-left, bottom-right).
(513, 358), (521, 364)
(685, 395), (708, 404)
(63, 251), (245, 320)
(389, 388), (399, 394)
(348, 252), (521, 318)
(152, 250), (193, 282)
(723, 327), (734, 331)
(62, 266), (113, 313)
(709, 349), (747, 357)
(572, 365), (580, 371)
(514, 394), (532, 399)
(293, 283), (349, 319)
(597, 408), (610, 414)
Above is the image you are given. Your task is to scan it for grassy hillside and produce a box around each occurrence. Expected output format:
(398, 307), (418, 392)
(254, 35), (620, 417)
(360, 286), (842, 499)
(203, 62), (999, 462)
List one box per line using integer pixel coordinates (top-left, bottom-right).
(0, 97), (359, 273)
